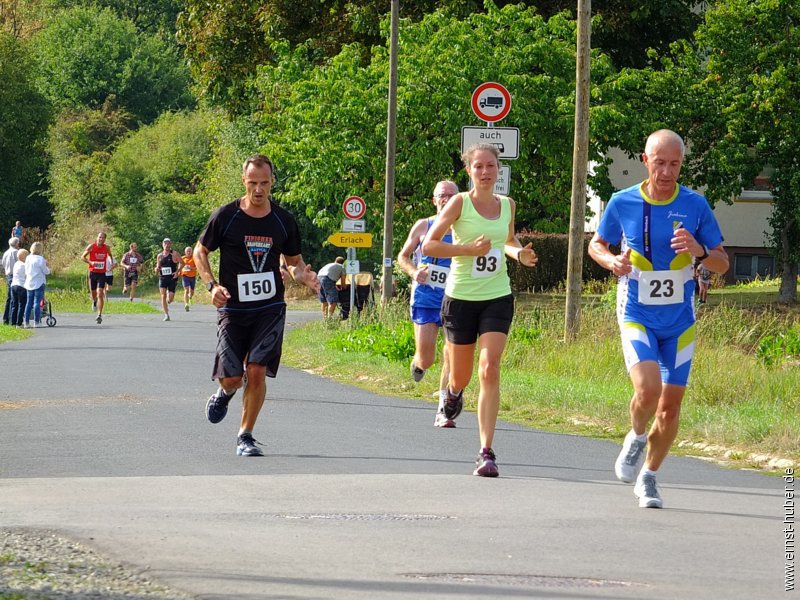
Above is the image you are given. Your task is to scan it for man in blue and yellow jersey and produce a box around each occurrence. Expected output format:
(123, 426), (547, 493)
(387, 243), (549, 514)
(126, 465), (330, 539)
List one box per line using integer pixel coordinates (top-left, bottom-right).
(589, 129), (729, 508)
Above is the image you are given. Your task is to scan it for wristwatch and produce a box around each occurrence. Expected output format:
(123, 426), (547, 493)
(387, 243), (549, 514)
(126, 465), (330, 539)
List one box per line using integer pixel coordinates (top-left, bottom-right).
(205, 280), (217, 292)
(697, 246), (710, 262)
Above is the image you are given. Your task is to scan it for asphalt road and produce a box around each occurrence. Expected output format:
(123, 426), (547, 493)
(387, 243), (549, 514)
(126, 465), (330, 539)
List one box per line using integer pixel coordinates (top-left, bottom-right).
(0, 304), (785, 599)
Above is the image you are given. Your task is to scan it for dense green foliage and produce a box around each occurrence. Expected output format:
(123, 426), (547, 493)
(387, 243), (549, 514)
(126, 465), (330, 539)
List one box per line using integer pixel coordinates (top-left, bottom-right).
(250, 5), (624, 268)
(30, 6), (192, 122)
(102, 111), (214, 252)
(0, 32), (52, 234)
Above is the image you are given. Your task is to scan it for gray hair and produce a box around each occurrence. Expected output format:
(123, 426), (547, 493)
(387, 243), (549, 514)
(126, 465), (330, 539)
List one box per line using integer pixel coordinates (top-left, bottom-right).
(645, 129), (685, 159)
(8, 237), (19, 248)
(30, 241), (43, 255)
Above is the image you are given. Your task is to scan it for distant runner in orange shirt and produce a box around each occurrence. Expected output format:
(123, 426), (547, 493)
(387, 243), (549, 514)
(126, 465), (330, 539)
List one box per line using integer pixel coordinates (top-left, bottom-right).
(180, 246), (197, 311)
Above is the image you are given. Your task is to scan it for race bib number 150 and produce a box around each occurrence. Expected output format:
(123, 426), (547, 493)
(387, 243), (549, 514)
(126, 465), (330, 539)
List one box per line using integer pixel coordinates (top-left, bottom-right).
(238, 272), (276, 302)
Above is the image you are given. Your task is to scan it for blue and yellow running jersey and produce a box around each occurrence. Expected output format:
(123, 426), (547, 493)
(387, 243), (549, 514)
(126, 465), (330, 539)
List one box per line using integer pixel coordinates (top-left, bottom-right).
(597, 182), (724, 329)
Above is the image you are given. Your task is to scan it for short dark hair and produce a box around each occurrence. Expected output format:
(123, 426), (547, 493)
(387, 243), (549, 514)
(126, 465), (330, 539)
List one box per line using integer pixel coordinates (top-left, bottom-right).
(242, 154), (275, 175)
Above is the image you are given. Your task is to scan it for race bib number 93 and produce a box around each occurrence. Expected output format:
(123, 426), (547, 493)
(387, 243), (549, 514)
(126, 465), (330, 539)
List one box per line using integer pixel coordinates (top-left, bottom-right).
(472, 248), (502, 278)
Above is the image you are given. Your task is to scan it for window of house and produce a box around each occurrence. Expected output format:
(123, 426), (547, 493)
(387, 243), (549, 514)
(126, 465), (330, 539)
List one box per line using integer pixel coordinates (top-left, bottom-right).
(733, 253), (775, 280)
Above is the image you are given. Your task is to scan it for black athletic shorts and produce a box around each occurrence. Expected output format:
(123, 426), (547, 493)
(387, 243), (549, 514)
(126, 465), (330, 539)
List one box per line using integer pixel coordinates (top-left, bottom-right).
(89, 272), (107, 291)
(441, 294), (515, 345)
(213, 305), (287, 380)
(159, 276), (178, 292)
(124, 271), (138, 286)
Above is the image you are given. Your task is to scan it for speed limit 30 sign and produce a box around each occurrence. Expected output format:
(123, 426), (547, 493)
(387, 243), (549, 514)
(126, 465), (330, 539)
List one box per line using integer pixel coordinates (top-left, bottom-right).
(342, 196), (366, 219)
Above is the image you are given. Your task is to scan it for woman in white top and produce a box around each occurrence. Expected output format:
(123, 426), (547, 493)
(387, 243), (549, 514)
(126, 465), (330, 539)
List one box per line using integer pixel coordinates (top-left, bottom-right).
(24, 241), (50, 327)
(9, 248), (29, 327)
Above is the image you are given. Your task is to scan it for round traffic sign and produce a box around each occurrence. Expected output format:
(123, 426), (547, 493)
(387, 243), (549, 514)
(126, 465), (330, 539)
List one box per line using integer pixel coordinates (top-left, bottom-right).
(471, 82), (512, 123)
(342, 195), (366, 219)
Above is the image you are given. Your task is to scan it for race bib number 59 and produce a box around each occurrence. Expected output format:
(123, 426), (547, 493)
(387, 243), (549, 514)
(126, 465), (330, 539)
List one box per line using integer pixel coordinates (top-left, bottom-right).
(238, 272), (276, 302)
(638, 270), (684, 305)
(426, 264), (449, 289)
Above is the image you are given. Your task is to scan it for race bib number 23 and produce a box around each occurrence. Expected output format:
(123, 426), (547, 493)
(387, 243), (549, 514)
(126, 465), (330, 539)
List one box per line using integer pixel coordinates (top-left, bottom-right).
(238, 272), (276, 302)
(638, 270), (684, 305)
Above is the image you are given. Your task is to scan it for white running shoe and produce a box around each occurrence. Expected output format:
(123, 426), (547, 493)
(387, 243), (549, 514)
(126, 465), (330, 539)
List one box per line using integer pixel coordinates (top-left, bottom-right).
(634, 472), (663, 508)
(615, 430), (647, 483)
(163, 314), (170, 322)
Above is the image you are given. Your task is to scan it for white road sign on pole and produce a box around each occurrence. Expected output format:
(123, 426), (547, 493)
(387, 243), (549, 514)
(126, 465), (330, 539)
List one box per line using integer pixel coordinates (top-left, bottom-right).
(461, 126), (519, 160)
(342, 196), (366, 219)
(342, 219), (366, 232)
(494, 166), (511, 195)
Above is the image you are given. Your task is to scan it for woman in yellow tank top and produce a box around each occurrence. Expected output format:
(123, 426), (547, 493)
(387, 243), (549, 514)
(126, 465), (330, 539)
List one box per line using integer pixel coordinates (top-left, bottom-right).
(422, 144), (537, 477)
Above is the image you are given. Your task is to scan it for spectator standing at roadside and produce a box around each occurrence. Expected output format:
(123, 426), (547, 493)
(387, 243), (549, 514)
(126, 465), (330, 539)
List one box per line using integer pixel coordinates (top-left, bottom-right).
(121, 243), (144, 302)
(9, 249), (29, 327)
(24, 241), (50, 328)
(422, 144), (537, 477)
(155, 238), (181, 322)
(3, 237), (20, 325)
(397, 180), (459, 428)
(10, 221), (23, 243)
(696, 262), (711, 305)
(317, 257), (346, 318)
(588, 129), (728, 509)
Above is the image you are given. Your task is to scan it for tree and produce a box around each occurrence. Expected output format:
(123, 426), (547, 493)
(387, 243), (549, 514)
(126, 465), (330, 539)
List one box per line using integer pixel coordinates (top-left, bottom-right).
(0, 32), (52, 233)
(102, 110), (214, 252)
(46, 101), (134, 224)
(178, 0), (700, 114)
(31, 6), (193, 123)
(244, 5), (621, 266)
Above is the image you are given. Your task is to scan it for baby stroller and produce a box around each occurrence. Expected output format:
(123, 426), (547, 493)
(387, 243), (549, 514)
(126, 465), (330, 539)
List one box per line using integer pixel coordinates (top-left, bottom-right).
(40, 293), (57, 327)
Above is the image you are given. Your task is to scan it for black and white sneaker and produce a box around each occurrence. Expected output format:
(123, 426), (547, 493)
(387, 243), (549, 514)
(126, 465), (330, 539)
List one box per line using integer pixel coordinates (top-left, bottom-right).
(236, 433), (264, 457)
(206, 388), (234, 424)
(634, 472), (663, 508)
(410, 361), (426, 382)
(443, 388), (463, 420)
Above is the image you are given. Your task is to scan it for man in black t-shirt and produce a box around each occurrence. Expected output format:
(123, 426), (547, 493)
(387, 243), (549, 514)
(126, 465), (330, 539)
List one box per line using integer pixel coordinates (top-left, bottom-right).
(194, 154), (320, 457)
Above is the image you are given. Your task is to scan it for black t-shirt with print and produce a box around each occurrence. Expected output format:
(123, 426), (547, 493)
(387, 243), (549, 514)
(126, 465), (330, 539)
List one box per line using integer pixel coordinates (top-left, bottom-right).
(199, 198), (302, 311)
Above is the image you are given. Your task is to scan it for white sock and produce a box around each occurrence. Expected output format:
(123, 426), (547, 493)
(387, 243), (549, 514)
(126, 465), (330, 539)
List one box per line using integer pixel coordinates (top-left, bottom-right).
(238, 428), (252, 437)
(631, 429), (647, 443)
(638, 468), (657, 481)
(438, 389), (448, 409)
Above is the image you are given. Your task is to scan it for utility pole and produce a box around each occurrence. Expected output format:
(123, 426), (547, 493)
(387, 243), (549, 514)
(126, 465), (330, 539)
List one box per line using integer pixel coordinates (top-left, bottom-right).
(564, 0), (591, 342)
(381, 0), (399, 303)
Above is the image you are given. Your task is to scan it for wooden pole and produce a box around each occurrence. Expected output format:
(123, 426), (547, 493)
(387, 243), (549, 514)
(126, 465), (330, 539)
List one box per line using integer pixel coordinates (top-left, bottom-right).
(564, 0), (591, 342)
(381, 0), (399, 303)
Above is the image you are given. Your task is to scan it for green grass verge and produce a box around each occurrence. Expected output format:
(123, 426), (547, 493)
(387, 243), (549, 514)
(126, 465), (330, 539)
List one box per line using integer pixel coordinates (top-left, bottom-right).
(284, 287), (799, 470)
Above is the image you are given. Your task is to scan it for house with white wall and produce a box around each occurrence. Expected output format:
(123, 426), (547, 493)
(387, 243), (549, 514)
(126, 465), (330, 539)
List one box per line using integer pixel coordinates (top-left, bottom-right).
(587, 147), (775, 284)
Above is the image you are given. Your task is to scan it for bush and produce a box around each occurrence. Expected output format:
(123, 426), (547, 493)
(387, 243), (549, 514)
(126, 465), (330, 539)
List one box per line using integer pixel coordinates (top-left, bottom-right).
(509, 232), (610, 292)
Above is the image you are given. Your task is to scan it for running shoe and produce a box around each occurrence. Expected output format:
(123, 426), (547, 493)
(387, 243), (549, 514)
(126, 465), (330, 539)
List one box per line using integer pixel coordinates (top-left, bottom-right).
(184, 304), (190, 312)
(615, 430), (647, 483)
(443, 388), (463, 420)
(634, 472), (663, 508)
(95, 315), (102, 324)
(474, 447), (499, 477)
(410, 361), (426, 382)
(92, 300), (97, 311)
(206, 388), (234, 424)
(122, 286), (127, 294)
(236, 433), (264, 457)
(434, 409), (456, 428)
(163, 314), (170, 322)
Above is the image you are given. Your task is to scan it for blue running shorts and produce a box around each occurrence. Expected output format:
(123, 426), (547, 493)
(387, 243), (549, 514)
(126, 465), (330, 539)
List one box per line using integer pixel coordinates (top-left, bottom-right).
(620, 321), (696, 386)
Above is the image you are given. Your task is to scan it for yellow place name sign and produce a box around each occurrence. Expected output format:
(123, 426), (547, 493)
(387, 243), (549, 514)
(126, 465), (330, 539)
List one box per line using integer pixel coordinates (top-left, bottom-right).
(327, 232), (373, 248)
